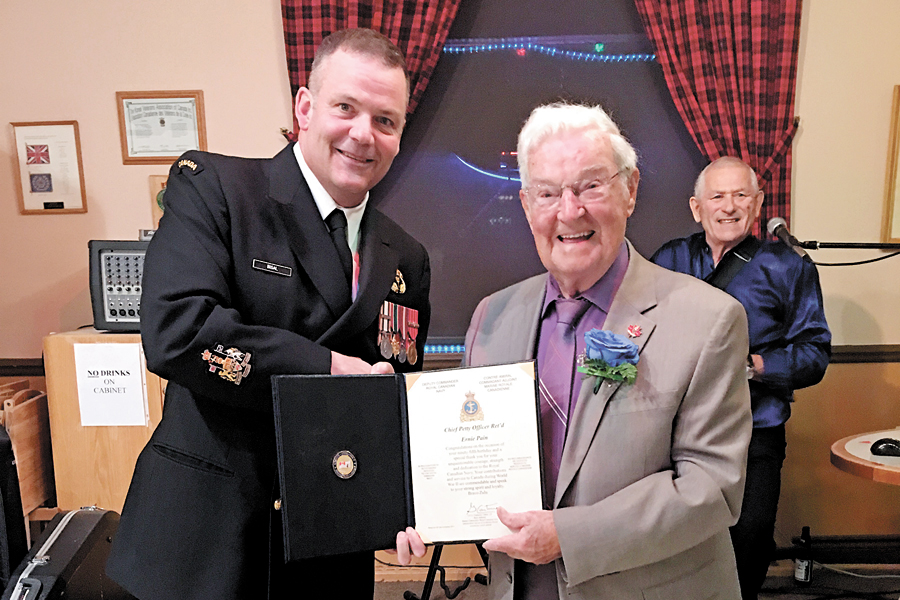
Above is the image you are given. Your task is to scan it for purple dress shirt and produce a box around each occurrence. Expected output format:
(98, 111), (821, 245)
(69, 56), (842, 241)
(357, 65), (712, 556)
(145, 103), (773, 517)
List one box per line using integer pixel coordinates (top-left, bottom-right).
(517, 242), (629, 600)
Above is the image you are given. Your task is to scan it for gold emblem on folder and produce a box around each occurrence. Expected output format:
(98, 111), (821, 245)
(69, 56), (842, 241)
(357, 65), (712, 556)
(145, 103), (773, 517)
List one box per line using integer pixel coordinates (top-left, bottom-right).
(332, 450), (358, 479)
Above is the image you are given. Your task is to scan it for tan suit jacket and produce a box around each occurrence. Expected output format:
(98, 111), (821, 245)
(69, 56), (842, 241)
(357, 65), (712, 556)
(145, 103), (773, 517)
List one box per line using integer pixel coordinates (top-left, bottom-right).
(464, 243), (751, 600)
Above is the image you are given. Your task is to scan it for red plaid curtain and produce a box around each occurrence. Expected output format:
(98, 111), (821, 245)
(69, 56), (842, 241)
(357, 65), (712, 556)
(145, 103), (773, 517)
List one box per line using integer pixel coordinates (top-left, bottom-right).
(281, 0), (461, 137)
(634, 0), (802, 232)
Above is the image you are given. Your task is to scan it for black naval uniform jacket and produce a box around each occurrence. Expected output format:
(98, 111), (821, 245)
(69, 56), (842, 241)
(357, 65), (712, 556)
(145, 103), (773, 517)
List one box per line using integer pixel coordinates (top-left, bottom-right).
(106, 144), (431, 600)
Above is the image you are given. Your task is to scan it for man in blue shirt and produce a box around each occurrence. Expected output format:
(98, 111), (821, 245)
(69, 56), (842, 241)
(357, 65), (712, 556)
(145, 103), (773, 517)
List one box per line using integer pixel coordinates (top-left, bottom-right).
(651, 156), (831, 600)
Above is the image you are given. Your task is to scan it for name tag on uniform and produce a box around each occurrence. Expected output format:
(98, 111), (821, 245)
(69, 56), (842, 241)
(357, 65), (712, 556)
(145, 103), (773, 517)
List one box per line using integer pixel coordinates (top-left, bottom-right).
(252, 259), (292, 277)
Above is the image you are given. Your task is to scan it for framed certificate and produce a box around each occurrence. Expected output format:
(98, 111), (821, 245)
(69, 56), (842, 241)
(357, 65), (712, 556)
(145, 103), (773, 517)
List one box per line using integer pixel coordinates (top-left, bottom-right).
(116, 90), (207, 164)
(272, 362), (544, 561)
(11, 121), (87, 215)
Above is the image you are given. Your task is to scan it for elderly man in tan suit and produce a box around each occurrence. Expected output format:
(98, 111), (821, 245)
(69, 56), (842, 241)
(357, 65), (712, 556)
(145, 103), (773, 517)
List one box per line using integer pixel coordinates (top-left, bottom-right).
(400, 102), (751, 599)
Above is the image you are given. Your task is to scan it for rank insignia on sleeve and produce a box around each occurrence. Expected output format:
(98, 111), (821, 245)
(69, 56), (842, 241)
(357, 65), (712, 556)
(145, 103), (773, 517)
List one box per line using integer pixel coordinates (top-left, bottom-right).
(202, 344), (251, 385)
(390, 269), (406, 294)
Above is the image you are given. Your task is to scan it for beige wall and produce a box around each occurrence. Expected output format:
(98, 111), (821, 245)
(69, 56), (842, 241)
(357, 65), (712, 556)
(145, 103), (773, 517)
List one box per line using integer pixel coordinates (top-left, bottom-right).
(0, 0), (293, 357)
(794, 1), (900, 345)
(2, 1), (900, 356)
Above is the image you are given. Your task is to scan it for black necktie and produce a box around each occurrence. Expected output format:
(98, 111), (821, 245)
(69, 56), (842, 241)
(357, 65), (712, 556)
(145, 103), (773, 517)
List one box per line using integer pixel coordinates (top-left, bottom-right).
(325, 209), (353, 289)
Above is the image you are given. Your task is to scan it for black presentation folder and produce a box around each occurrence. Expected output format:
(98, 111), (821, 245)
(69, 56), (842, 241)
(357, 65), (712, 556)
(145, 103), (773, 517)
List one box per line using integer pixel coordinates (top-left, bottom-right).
(272, 362), (544, 563)
(272, 374), (412, 561)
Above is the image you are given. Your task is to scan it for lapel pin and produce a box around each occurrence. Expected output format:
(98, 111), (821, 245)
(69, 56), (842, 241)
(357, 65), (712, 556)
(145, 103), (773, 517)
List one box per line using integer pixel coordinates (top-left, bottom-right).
(627, 324), (642, 339)
(391, 269), (406, 294)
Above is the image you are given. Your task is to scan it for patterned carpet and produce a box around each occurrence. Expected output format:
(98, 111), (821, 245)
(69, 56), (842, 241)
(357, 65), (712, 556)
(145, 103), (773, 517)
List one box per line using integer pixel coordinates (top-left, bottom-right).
(375, 565), (900, 600)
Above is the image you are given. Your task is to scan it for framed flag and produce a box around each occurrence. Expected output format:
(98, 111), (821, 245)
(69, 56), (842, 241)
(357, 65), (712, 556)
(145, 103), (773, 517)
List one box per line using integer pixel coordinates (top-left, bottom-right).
(11, 121), (87, 215)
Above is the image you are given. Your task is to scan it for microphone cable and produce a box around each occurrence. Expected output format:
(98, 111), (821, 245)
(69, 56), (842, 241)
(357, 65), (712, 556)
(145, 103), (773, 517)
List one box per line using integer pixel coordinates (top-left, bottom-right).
(812, 251), (900, 267)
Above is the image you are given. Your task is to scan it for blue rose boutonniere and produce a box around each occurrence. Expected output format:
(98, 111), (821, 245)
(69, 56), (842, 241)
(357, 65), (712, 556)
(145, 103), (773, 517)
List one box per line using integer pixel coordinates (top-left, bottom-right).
(577, 329), (640, 393)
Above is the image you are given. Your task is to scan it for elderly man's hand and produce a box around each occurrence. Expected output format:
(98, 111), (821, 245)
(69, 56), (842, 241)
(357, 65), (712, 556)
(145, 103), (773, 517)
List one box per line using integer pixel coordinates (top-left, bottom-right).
(481, 507), (562, 564)
(388, 527), (426, 565)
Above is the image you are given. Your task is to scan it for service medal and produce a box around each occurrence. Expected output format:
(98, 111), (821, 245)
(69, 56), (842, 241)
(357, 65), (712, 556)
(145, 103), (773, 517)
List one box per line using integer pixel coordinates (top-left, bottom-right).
(391, 333), (401, 358)
(390, 304), (402, 357)
(379, 302), (393, 358)
(406, 307), (420, 366)
(397, 306), (408, 363)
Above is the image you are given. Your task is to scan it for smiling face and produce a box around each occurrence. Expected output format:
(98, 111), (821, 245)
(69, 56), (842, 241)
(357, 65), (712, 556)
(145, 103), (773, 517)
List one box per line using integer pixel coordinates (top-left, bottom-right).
(295, 49), (408, 207)
(689, 161), (764, 262)
(520, 128), (638, 297)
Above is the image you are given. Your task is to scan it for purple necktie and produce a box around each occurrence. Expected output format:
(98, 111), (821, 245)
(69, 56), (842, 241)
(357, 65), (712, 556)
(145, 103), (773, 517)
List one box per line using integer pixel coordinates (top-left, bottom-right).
(537, 298), (589, 505)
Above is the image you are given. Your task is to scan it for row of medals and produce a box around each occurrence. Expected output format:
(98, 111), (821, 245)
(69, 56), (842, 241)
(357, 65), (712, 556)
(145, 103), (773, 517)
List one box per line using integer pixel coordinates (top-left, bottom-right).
(378, 308), (417, 365)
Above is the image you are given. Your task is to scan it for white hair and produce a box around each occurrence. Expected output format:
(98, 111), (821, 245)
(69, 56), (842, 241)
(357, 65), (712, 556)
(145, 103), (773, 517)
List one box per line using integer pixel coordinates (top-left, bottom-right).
(694, 156), (760, 198)
(516, 102), (638, 187)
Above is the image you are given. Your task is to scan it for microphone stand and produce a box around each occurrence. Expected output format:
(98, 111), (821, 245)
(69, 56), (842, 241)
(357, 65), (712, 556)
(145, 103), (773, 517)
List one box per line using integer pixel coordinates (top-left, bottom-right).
(798, 240), (900, 250)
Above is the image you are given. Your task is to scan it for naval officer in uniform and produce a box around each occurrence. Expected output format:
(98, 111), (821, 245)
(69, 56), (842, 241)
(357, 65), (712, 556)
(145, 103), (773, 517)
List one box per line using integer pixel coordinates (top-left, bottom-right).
(107, 28), (431, 600)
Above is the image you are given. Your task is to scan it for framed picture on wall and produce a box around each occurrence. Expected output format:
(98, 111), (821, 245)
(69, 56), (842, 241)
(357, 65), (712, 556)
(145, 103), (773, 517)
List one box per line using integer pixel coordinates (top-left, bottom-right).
(882, 85), (900, 243)
(148, 174), (167, 228)
(116, 90), (207, 165)
(11, 120), (87, 215)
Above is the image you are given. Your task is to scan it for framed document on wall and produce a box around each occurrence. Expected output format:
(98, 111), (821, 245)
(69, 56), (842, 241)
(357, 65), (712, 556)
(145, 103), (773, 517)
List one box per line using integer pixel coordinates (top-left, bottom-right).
(116, 90), (207, 165)
(11, 121), (87, 215)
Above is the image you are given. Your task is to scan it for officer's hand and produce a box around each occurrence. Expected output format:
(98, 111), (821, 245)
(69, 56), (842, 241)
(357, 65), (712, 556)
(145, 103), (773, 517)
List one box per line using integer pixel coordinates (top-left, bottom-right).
(371, 361), (394, 374)
(330, 352), (372, 375)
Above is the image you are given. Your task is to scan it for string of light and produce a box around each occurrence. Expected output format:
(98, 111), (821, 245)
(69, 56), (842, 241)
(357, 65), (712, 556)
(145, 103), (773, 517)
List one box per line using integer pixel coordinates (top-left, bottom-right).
(443, 41), (655, 63)
(424, 344), (466, 354)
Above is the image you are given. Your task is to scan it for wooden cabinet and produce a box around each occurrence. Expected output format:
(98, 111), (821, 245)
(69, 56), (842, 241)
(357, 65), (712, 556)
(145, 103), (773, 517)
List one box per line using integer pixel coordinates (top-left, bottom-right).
(42, 329), (164, 512)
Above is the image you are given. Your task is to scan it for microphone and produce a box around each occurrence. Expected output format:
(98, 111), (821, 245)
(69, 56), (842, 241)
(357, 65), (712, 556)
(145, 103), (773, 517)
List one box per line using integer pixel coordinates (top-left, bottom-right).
(767, 217), (811, 262)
